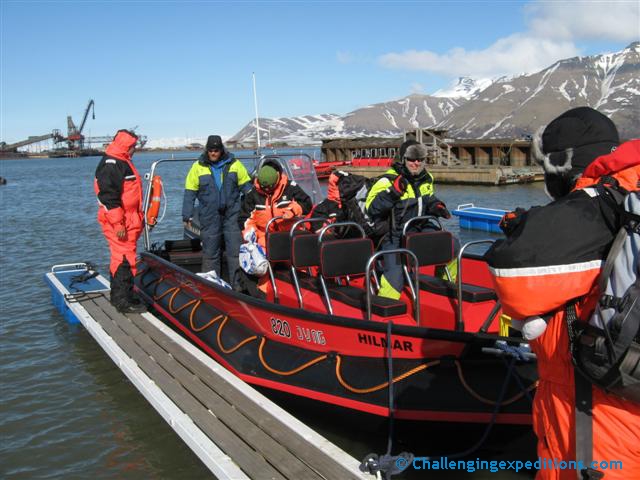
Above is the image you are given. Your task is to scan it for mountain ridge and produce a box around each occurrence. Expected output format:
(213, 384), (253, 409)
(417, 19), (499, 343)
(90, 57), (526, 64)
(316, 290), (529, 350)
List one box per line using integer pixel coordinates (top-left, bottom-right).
(229, 42), (640, 144)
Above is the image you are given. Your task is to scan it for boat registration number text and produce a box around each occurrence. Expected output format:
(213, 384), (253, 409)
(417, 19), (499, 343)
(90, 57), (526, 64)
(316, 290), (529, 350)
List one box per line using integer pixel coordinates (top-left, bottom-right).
(270, 318), (326, 345)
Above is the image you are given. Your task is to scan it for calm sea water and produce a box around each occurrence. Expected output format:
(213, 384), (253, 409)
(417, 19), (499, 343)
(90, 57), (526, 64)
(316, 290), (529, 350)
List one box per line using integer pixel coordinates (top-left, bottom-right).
(0, 151), (549, 479)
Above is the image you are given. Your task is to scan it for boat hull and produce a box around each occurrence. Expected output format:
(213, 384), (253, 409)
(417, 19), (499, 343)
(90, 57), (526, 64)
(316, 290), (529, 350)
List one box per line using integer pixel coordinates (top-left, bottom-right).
(136, 252), (537, 424)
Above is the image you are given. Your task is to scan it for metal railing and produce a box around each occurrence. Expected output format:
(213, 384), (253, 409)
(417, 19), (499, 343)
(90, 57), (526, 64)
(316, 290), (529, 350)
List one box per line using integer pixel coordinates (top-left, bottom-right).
(365, 249), (420, 324)
(456, 239), (495, 331)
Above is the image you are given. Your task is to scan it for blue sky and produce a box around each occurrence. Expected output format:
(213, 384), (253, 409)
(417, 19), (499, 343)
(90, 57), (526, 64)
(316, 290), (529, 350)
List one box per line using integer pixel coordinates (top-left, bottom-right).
(1, 1), (638, 145)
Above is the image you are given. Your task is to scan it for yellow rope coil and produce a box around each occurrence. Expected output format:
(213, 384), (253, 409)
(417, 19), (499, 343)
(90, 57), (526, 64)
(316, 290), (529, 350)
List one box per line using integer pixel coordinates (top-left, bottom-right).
(153, 285), (179, 301)
(258, 337), (328, 376)
(167, 288), (200, 315)
(217, 316), (258, 354)
(149, 277), (538, 404)
(454, 360), (538, 406)
(335, 356), (440, 394)
(189, 304), (226, 333)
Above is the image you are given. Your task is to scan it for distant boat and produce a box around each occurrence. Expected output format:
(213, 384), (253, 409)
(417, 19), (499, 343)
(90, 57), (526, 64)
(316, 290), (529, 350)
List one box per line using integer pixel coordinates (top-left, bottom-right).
(0, 176), (6, 185)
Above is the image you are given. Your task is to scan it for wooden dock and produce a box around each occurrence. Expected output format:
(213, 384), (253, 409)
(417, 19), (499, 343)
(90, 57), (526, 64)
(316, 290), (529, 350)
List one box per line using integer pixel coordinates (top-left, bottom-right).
(340, 164), (544, 185)
(46, 268), (366, 480)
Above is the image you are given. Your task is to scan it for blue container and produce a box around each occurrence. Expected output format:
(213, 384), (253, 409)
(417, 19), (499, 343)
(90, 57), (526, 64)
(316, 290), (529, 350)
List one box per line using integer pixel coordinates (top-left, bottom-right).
(452, 203), (507, 234)
(44, 264), (110, 324)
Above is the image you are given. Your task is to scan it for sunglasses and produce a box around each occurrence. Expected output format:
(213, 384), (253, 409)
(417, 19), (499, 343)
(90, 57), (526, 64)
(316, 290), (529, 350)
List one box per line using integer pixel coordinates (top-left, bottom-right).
(405, 157), (426, 163)
(207, 147), (221, 153)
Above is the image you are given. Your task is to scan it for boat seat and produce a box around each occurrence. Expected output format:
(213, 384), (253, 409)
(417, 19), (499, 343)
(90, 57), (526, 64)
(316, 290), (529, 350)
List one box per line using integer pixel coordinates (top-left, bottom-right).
(266, 229), (313, 263)
(274, 270), (405, 318)
(325, 284), (406, 317)
(404, 230), (497, 303)
(291, 232), (320, 270)
(319, 238), (406, 317)
(417, 275), (497, 302)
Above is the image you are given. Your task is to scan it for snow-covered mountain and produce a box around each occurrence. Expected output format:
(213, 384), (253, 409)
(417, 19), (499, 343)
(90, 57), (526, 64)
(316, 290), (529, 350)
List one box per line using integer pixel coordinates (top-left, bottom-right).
(228, 95), (465, 144)
(438, 42), (640, 140)
(229, 42), (639, 144)
(229, 114), (342, 146)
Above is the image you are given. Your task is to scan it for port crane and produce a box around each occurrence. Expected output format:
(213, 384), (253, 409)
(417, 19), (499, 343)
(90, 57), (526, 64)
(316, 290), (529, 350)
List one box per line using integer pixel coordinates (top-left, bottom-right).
(58, 99), (95, 150)
(0, 130), (64, 153)
(1, 99), (147, 156)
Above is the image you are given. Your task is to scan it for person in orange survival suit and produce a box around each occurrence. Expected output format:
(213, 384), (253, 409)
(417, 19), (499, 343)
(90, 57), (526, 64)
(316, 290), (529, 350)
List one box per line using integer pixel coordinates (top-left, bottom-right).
(237, 160), (312, 295)
(484, 107), (640, 480)
(94, 129), (146, 314)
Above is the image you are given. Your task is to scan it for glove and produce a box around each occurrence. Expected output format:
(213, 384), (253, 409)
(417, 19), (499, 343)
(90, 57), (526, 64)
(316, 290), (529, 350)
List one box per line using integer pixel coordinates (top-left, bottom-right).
(282, 209), (295, 220)
(115, 224), (127, 239)
(431, 202), (451, 219)
(521, 317), (549, 341)
(390, 175), (408, 199)
(499, 208), (526, 236)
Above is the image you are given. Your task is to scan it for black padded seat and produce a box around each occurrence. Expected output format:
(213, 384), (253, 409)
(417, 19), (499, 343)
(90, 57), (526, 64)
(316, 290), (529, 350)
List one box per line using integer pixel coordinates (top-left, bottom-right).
(274, 270), (406, 317)
(291, 233), (320, 269)
(418, 274), (497, 303)
(266, 230), (313, 263)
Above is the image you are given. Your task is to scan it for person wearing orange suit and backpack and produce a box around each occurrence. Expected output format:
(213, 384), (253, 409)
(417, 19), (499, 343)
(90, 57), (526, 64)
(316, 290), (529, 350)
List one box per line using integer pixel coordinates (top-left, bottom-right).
(484, 107), (640, 480)
(94, 129), (146, 314)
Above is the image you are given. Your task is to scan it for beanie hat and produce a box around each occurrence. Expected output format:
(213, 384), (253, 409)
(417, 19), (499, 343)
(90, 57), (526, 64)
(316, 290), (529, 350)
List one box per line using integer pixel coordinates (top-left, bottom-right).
(404, 144), (429, 161)
(257, 165), (279, 189)
(206, 135), (224, 151)
(398, 139), (419, 161)
(532, 107), (619, 175)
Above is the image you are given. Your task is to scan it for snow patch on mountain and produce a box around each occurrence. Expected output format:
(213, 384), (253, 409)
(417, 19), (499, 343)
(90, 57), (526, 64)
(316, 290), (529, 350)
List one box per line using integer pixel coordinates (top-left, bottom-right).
(433, 76), (492, 99)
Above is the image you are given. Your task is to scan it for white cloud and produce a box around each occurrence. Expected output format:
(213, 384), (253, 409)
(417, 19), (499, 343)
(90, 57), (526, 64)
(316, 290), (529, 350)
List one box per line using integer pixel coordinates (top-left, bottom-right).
(526, 1), (640, 42)
(379, 34), (578, 78)
(377, 0), (638, 79)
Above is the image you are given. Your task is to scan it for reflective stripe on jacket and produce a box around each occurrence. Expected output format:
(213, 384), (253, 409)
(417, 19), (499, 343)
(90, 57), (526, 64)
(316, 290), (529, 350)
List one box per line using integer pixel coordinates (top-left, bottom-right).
(365, 164), (437, 245)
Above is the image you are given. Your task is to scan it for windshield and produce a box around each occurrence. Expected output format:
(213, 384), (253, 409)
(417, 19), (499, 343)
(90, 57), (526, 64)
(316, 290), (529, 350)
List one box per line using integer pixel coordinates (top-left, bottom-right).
(141, 153), (322, 250)
(242, 153), (321, 204)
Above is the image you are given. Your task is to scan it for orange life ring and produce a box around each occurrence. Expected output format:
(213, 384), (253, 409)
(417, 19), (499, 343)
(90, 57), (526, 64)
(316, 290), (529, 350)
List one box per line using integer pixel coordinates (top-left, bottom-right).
(146, 175), (163, 226)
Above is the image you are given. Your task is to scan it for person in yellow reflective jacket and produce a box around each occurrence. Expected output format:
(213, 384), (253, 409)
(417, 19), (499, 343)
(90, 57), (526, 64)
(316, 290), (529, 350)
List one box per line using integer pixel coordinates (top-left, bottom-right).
(366, 141), (451, 299)
(182, 135), (252, 280)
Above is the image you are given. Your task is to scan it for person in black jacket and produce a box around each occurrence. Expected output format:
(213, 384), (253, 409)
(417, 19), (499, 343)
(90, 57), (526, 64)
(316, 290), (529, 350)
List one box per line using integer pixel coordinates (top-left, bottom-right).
(365, 141), (451, 299)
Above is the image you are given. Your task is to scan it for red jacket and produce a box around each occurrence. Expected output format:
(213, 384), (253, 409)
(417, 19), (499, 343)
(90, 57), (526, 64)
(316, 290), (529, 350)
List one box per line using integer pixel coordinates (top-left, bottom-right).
(94, 130), (143, 234)
(485, 140), (640, 479)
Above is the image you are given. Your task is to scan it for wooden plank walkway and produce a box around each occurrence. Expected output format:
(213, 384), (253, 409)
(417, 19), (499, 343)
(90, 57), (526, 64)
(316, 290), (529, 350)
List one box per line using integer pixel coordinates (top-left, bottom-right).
(71, 292), (366, 480)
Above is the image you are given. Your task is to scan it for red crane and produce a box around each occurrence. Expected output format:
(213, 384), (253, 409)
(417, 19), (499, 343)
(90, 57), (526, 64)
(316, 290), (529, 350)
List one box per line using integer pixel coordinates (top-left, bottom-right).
(61, 100), (95, 150)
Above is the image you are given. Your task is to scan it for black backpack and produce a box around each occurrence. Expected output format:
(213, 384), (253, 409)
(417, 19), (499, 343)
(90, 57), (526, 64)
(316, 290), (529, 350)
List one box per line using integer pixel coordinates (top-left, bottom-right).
(567, 186), (639, 480)
(567, 187), (640, 403)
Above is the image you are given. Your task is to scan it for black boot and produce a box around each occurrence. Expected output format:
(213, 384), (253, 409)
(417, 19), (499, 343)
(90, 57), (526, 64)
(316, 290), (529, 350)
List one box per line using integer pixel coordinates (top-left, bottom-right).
(111, 259), (147, 314)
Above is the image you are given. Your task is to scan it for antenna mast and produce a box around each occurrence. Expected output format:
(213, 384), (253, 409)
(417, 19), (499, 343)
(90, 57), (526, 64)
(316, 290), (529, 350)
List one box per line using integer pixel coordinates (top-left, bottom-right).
(252, 72), (261, 154)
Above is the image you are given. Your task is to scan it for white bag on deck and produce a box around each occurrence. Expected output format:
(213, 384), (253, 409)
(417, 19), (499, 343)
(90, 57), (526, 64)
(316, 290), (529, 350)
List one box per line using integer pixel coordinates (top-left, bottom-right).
(196, 270), (232, 289)
(239, 242), (269, 276)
